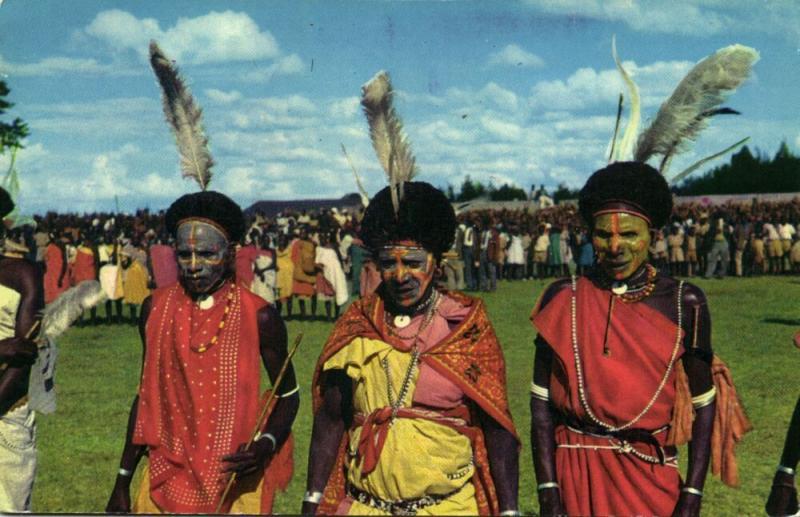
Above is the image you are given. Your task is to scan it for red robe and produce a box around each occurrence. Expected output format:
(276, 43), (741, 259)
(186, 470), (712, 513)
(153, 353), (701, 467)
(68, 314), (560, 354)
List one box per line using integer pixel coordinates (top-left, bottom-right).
(149, 244), (178, 288)
(70, 246), (96, 285)
(133, 282), (291, 514)
(532, 277), (683, 516)
(44, 242), (68, 303)
(312, 291), (518, 515)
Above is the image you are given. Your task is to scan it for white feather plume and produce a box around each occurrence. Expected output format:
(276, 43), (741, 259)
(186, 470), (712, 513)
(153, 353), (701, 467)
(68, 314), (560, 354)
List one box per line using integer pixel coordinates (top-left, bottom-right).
(42, 280), (107, 340)
(361, 71), (418, 215)
(611, 36), (640, 162)
(634, 44), (759, 170)
(340, 143), (370, 207)
(149, 40), (214, 191)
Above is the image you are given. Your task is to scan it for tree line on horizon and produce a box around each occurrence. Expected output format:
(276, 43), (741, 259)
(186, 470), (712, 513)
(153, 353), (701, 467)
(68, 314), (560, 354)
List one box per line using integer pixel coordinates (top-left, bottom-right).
(442, 142), (800, 204)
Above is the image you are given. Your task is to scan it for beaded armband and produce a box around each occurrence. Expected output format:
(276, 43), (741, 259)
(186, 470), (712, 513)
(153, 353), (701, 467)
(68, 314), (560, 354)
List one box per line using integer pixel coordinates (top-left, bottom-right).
(530, 381), (550, 401)
(691, 387), (716, 409)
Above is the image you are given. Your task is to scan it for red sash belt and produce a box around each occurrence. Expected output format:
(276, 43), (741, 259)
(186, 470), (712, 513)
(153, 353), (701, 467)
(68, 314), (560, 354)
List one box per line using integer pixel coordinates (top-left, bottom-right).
(354, 405), (471, 476)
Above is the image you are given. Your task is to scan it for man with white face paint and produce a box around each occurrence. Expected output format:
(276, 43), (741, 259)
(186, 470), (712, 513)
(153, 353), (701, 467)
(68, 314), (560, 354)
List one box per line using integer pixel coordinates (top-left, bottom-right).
(107, 191), (299, 514)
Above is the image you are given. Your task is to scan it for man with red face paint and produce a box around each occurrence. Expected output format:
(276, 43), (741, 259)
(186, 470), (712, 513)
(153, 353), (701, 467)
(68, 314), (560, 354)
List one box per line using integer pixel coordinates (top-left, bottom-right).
(530, 162), (750, 517)
(304, 182), (520, 516)
(106, 191), (298, 514)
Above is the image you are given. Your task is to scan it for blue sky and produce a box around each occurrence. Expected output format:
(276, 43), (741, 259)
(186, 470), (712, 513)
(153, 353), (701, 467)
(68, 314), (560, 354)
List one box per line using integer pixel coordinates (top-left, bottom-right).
(0, 0), (798, 213)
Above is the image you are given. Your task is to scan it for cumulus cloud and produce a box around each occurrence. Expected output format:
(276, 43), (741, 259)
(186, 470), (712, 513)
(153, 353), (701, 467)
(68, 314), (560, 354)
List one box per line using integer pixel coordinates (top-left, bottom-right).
(83, 9), (281, 64)
(488, 44), (545, 68)
(205, 89), (242, 104)
(529, 59), (693, 111)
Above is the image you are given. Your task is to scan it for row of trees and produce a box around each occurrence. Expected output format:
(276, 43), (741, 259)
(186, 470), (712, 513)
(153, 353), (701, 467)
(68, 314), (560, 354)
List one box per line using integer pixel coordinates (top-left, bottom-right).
(674, 143), (800, 195)
(443, 175), (579, 203)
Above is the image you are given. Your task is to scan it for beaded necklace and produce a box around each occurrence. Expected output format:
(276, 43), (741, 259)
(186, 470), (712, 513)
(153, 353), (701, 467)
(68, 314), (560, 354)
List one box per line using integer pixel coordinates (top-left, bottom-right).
(569, 275), (683, 432)
(189, 285), (236, 354)
(611, 264), (658, 303)
(381, 291), (441, 422)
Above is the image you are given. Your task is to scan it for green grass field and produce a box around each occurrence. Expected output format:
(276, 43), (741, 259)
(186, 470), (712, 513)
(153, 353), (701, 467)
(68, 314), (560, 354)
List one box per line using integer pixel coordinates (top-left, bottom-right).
(31, 276), (800, 515)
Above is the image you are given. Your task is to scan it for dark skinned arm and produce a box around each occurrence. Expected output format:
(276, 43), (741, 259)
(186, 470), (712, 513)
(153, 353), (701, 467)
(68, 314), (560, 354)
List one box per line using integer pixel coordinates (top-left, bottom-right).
(105, 296), (150, 513)
(0, 260), (44, 416)
(766, 397), (800, 515)
(220, 304), (299, 477)
(530, 341), (565, 516)
(529, 279), (570, 516)
(477, 405), (519, 513)
(301, 370), (351, 515)
(672, 285), (714, 517)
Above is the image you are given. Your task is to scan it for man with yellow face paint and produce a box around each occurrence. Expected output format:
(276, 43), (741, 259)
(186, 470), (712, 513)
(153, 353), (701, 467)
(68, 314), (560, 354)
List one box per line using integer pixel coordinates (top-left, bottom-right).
(305, 182), (520, 516)
(529, 162), (750, 517)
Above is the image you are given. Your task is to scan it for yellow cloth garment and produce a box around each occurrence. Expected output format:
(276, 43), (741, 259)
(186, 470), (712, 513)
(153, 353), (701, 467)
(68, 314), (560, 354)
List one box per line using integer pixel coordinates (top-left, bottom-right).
(275, 248), (294, 301)
(123, 261), (150, 305)
(133, 462), (262, 514)
(323, 337), (477, 515)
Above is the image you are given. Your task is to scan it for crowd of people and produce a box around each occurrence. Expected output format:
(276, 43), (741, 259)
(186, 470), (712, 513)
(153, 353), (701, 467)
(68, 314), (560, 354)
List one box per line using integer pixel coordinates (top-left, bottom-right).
(6, 195), (800, 329)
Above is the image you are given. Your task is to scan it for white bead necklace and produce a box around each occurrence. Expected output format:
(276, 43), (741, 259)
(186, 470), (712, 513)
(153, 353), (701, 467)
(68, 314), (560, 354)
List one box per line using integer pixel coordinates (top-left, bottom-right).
(569, 275), (684, 432)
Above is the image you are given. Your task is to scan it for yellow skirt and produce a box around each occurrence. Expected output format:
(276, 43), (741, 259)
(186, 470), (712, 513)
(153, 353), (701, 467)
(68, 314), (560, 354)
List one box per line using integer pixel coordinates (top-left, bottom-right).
(344, 480), (478, 516)
(133, 462), (263, 514)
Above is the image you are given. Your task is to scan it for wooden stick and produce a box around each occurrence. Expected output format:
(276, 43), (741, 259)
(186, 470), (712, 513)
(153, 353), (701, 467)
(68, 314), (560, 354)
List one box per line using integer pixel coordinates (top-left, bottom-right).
(214, 332), (303, 513)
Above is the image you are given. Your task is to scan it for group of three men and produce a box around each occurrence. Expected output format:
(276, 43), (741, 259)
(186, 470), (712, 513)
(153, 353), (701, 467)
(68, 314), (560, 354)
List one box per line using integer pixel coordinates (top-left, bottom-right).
(77, 160), (744, 516)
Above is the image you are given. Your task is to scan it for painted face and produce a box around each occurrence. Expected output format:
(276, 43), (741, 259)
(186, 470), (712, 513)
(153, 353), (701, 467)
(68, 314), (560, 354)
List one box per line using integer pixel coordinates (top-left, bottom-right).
(377, 242), (435, 310)
(591, 212), (650, 281)
(176, 221), (231, 296)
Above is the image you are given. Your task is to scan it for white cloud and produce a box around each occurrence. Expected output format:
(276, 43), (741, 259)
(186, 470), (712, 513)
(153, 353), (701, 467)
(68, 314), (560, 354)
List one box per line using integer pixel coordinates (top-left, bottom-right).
(526, 0), (730, 36)
(84, 9), (281, 65)
(480, 116), (522, 141)
(0, 54), (133, 77)
(328, 97), (361, 119)
(529, 59), (693, 111)
(524, 1), (800, 42)
(488, 44), (545, 68)
(445, 82), (520, 113)
(205, 89), (242, 104)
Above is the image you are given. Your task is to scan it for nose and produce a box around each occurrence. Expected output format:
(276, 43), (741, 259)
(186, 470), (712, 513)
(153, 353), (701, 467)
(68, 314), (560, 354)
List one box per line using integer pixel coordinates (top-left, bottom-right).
(609, 235), (621, 254)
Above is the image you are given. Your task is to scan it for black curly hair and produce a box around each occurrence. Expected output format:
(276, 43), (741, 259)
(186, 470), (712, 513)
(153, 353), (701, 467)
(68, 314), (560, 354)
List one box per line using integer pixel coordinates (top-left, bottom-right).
(579, 161), (672, 229)
(165, 191), (245, 243)
(360, 182), (456, 259)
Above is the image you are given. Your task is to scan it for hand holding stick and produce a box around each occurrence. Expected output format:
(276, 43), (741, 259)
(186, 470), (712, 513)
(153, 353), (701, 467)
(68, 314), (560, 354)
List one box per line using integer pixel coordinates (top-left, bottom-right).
(215, 332), (303, 513)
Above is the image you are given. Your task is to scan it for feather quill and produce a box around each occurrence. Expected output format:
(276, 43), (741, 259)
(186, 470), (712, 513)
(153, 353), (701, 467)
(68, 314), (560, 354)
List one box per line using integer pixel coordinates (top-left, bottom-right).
(611, 36), (640, 162)
(361, 71), (418, 215)
(668, 137), (749, 185)
(42, 280), (106, 340)
(607, 93), (624, 163)
(634, 44), (759, 170)
(340, 143), (370, 207)
(149, 40), (214, 191)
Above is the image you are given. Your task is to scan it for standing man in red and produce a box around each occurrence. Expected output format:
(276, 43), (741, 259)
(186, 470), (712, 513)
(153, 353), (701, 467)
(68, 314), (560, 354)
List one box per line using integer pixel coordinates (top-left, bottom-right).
(105, 41), (298, 515)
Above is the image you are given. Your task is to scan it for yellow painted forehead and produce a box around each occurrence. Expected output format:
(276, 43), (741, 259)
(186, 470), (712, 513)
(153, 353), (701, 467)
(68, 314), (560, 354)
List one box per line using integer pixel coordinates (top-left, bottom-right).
(593, 212), (650, 231)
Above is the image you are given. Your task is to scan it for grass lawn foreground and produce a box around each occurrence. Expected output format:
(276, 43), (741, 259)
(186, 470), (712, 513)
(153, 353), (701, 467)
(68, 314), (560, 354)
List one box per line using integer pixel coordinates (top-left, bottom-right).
(32, 276), (800, 515)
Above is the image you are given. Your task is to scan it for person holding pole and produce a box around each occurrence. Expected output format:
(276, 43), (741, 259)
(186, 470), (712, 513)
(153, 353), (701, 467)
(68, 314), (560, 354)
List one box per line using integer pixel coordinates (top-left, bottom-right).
(105, 41), (298, 514)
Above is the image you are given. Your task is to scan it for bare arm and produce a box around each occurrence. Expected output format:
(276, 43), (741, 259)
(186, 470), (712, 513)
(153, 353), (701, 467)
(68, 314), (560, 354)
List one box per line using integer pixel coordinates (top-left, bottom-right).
(106, 296), (150, 513)
(530, 341), (564, 516)
(477, 406), (518, 513)
(221, 304), (299, 477)
(0, 260), (44, 415)
(673, 286), (714, 517)
(302, 370), (350, 515)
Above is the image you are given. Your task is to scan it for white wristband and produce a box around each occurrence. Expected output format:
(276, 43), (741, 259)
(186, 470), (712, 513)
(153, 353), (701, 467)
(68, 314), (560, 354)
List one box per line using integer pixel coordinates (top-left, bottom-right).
(303, 490), (323, 504)
(118, 467), (133, 477)
(778, 465), (796, 476)
(254, 432), (277, 452)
